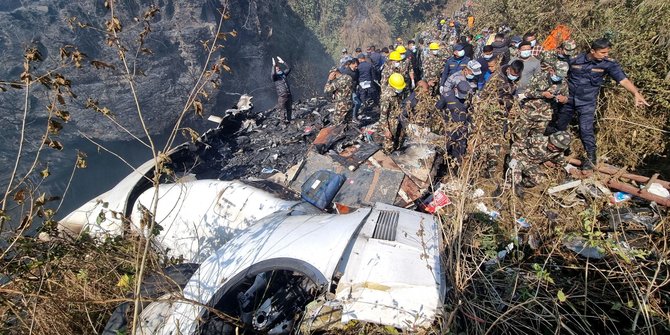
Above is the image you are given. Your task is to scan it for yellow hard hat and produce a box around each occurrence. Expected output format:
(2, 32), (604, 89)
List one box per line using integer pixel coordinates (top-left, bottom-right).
(395, 45), (407, 54)
(388, 73), (406, 91)
(440, 19), (446, 24)
(429, 42), (440, 50)
(388, 51), (403, 61)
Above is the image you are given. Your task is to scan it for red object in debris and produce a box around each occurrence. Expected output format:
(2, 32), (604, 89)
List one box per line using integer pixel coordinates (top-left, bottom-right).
(423, 191), (451, 214)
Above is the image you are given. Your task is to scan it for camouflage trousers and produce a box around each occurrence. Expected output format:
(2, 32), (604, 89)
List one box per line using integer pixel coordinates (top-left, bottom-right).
(379, 109), (403, 153)
(512, 104), (553, 140)
(331, 101), (353, 125)
(510, 160), (547, 188)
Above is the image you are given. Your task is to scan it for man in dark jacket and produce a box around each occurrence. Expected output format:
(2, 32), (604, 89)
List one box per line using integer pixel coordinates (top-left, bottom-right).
(272, 56), (292, 122)
(491, 33), (510, 64)
(356, 53), (377, 115)
(339, 59), (361, 119)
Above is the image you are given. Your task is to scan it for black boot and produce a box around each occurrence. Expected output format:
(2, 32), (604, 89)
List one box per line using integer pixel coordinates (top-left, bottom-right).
(581, 151), (597, 170)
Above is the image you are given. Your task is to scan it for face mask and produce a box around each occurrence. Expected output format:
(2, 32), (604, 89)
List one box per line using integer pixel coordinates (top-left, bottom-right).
(431, 50), (439, 55)
(465, 74), (475, 80)
(400, 54), (406, 60)
(530, 40), (536, 47)
(276, 71), (283, 75)
(557, 53), (568, 60)
(519, 50), (532, 58)
(483, 54), (493, 60)
(550, 74), (562, 82)
(394, 62), (400, 68)
(507, 73), (519, 81)
(513, 43), (521, 49)
(395, 89), (403, 94)
(411, 46), (416, 51)
(455, 50), (465, 57)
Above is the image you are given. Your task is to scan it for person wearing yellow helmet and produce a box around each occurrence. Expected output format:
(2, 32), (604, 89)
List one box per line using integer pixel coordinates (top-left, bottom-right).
(388, 73), (406, 92)
(393, 45), (416, 88)
(381, 50), (413, 92)
(422, 42), (447, 95)
(379, 73), (408, 153)
(395, 45), (407, 57)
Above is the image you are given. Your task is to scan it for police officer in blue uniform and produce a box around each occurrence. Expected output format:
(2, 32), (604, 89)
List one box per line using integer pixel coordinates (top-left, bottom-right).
(545, 38), (649, 170)
(439, 43), (470, 87)
(437, 81), (472, 162)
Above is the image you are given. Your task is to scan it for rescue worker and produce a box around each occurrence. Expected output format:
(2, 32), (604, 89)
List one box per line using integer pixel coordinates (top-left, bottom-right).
(440, 43), (471, 86)
(441, 60), (481, 95)
(541, 39), (577, 79)
(544, 38), (649, 170)
(514, 60), (569, 138)
(379, 73), (408, 153)
(510, 41), (541, 95)
(400, 80), (440, 147)
(395, 45), (416, 88)
(339, 48), (351, 67)
(491, 33), (510, 64)
(436, 80), (473, 164)
(272, 56), (292, 123)
(476, 60), (524, 178)
(523, 31), (544, 57)
(381, 51), (410, 91)
(422, 42), (447, 95)
(357, 53), (377, 116)
(508, 131), (572, 196)
(339, 58), (360, 120)
(324, 66), (354, 125)
(407, 40), (423, 81)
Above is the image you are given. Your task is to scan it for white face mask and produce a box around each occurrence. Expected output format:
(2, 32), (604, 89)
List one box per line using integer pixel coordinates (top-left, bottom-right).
(519, 50), (532, 58)
(394, 62), (400, 68)
(400, 54), (406, 60)
(455, 50), (465, 57)
(530, 40), (537, 47)
(550, 74), (562, 82)
(465, 74), (475, 80)
(483, 54), (493, 60)
(395, 89), (403, 94)
(431, 50), (439, 55)
(507, 73), (519, 81)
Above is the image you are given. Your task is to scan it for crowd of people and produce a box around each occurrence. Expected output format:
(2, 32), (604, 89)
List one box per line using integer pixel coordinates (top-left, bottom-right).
(274, 10), (650, 196)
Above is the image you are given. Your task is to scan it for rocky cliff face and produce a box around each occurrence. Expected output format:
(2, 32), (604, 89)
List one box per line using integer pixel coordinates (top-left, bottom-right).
(0, 0), (333, 175)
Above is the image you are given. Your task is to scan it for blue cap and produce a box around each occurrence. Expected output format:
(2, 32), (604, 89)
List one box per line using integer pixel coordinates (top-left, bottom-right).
(453, 43), (464, 51)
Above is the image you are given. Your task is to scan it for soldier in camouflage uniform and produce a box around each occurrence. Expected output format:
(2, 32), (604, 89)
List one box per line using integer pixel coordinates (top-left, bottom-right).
(381, 51), (413, 91)
(474, 61), (523, 178)
(324, 67), (353, 125)
(422, 42), (448, 96)
(379, 73), (408, 153)
(513, 60), (569, 138)
(401, 80), (442, 147)
(508, 131), (571, 189)
(539, 39), (577, 79)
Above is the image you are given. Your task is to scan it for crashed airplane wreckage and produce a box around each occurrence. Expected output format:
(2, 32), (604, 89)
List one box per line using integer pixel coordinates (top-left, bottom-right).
(59, 96), (446, 334)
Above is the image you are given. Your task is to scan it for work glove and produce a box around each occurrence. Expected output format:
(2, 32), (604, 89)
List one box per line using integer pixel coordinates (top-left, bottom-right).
(277, 56), (285, 64)
(272, 58), (276, 66)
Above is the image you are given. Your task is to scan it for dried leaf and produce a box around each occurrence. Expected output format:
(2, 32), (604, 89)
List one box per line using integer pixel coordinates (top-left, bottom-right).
(24, 47), (42, 62)
(57, 94), (65, 105)
(13, 189), (25, 204)
(43, 138), (64, 151)
(140, 48), (153, 55)
(193, 100), (203, 117)
(55, 110), (70, 122)
(91, 60), (115, 70)
(48, 119), (63, 134)
(35, 193), (46, 207)
(143, 5), (159, 20)
(76, 151), (87, 169)
(40, 167), (50, 178)
(181, 127), (200, 143)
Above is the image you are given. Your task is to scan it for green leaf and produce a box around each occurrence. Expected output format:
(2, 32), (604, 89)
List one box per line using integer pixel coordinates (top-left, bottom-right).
(557, 289), (567, 302)
(612, 302), (622, 311)
(116, 273), (133, 290)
